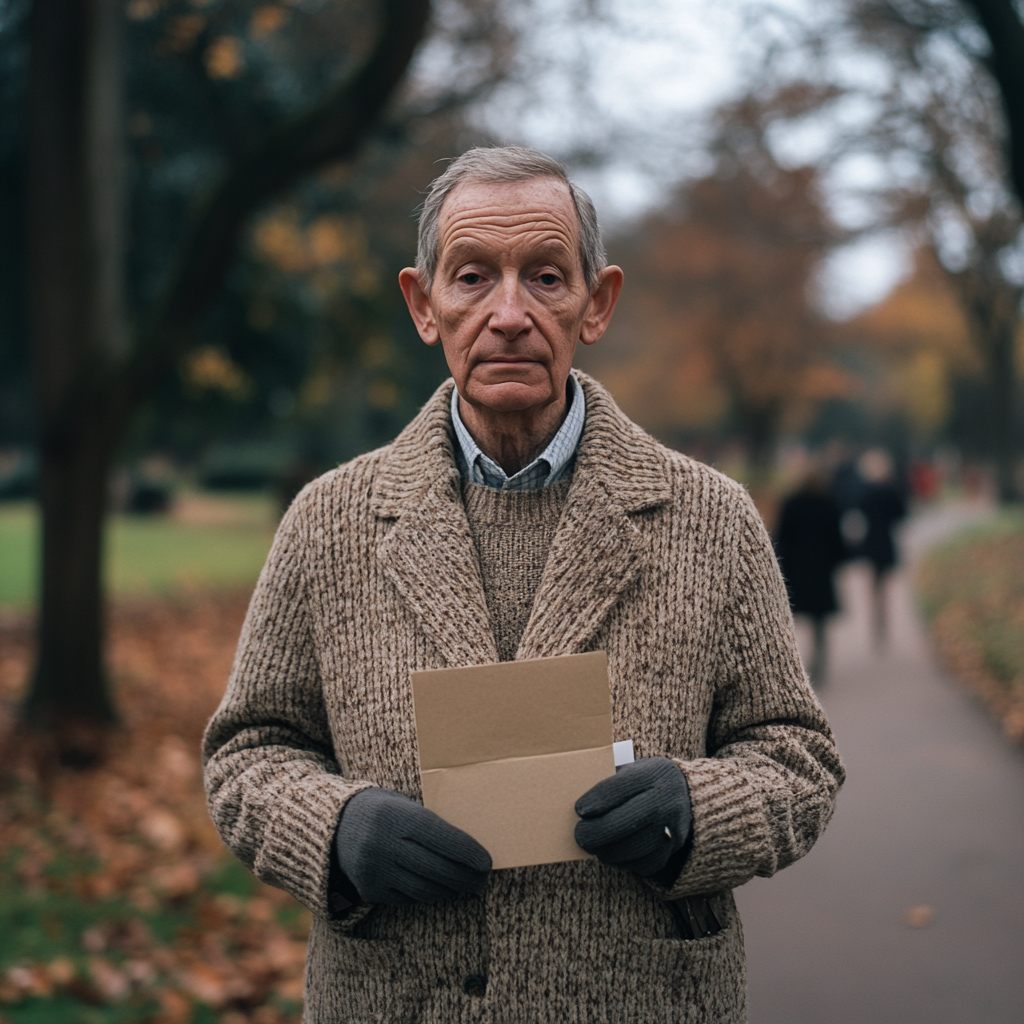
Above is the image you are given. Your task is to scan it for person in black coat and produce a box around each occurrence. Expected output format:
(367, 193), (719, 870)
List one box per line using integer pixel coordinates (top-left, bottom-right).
(775, 469), (848, 685)
(856, 448), (907, 649)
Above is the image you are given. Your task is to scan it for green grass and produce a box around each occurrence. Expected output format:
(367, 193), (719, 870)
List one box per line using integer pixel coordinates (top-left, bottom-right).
(0, 502), (36, 607)
(0, 495), (276, 609)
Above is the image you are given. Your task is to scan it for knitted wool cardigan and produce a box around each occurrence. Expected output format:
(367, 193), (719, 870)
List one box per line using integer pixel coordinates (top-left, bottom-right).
(203, 373), (845, 1024)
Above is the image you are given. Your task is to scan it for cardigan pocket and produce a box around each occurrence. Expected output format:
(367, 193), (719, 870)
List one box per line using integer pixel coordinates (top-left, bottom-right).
(625, 925), (744, 1023)
(663, 891), (727, 940)
(305, 917), (418, 1022)
(619, 891), (745, 1022)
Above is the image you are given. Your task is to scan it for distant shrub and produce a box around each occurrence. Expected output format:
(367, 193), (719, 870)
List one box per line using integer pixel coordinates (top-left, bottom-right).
(917, 512), (1024, 743)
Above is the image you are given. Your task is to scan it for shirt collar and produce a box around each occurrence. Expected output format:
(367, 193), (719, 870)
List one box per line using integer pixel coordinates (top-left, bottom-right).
(450, 371), (586, 490)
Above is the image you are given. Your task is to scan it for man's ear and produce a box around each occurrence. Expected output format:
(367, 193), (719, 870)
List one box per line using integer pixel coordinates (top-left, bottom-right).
(580, 265), (624, 345)
(399, 268), (440, 345)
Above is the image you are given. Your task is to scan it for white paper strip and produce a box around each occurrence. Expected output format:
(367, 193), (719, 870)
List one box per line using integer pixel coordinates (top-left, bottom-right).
(612, 739), (635, 767)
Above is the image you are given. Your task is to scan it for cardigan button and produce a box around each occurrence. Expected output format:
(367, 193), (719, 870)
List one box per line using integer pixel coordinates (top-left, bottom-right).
(463, 974), (487, 997)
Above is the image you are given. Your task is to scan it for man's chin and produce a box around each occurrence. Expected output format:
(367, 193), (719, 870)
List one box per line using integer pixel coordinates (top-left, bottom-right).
(463, 378), (555, 415)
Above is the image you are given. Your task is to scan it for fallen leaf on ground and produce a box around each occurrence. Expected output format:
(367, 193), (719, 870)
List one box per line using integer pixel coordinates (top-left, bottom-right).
(0, 594), (309, 1023)
(46, 955), (76, 985)
(89, 956), (130, 1001)
(139, 808), (188, 851)
(904, 904), (936, 928)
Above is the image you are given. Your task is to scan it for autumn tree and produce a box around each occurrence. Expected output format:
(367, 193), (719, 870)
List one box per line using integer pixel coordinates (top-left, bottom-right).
(823, 0), (1024, 499)
(842, 247), (979, 439)
(20, 0), (443, 759)
(587, 88), (847, 475)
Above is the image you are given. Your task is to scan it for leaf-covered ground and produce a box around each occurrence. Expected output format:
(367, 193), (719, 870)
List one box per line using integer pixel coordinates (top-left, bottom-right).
(917, 511), (1024, 744)
(0, 594), (308, 1024)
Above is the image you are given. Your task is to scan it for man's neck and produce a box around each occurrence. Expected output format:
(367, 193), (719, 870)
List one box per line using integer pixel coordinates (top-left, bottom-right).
(458, 391), (568, 477)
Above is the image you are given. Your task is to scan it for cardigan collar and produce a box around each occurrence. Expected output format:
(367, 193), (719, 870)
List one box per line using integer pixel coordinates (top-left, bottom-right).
(370, 370), (672, 518)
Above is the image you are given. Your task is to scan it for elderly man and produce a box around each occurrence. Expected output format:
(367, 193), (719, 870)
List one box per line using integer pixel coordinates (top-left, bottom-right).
(203, 146), (844, 1023)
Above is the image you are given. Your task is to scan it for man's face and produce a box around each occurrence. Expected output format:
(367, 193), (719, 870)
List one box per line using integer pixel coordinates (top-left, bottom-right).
(401, 177), (610, 416)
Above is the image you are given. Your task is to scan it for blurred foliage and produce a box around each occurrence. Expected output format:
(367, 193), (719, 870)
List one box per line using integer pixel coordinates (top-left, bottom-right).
(841, 248), (991, 437)
(0, 501), (34, 607)
(114, 0), (494, 474)
(0, 496), (275, 609)
(0, 594), (310, 1023)
(578, 10), (1024, 473)
(133, 143), (455, 475)
(842, 250), (976, 436)
(917, 511), (1024, 741)
(572, 0), (1024, 478)
(582, 85), (849, 468)
(844, 0), (1023, 495)
(0, 848), (304, 1024)
(839, 246), (1024, 458)
(0, 0), (512, 478)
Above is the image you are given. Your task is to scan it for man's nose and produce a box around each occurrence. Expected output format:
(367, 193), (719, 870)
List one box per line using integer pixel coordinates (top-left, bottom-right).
(487, 274), (531, 340)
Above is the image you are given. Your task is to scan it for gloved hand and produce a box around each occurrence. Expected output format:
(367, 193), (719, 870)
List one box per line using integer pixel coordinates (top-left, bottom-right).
(334, 787), (492, 905)
(574, 757), (692, 877)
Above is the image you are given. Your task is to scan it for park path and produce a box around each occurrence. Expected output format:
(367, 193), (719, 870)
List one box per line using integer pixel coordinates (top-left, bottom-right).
(735, 502), (1024, 1024)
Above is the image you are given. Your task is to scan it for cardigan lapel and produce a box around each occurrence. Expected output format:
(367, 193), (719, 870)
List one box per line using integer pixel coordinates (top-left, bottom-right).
(514, 476), (647, 661)
(371, 372), (673, 667)
(516, 373), (674, 661)
(372, 381), (499, 668)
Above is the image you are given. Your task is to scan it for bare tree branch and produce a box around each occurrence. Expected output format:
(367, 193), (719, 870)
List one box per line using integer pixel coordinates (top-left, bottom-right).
(963, 0), (1024, 206)
(115, 0), (431, 424)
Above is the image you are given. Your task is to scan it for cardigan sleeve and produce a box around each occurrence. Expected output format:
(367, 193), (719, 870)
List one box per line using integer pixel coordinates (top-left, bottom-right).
(652, 486), (846, 900)
(202, 495), (373, 925)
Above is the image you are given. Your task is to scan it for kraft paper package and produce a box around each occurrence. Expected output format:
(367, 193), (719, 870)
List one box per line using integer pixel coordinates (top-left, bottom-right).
(411, 651), (615, 870)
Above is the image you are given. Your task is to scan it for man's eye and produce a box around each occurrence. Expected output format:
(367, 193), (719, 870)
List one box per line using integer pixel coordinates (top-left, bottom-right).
(537, 273), (560, 286)
(460, 273), (483, 285)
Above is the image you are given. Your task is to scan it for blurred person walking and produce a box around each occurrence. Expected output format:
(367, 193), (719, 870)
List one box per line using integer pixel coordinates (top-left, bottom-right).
(774, 469), (848, 685)
(856, 449), (907, 650)
(831, 449), (865, 515)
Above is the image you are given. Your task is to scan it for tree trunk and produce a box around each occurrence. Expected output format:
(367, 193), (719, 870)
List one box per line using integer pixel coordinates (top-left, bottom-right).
(734, 400), (780, 484)
(987, 322), (1019, 503)
(26, 419), (118, 737)
(964, 0), (1024, 208)
(24, 0), (125, 749)
(21, 0), (431, 753)
(748, 427), (777, 476)
(955, 260), (1021, 505)
(960, 2), (1024, 501)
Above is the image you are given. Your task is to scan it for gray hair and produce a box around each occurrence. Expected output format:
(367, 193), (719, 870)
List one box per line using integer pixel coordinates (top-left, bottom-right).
(415, 146), (606, 292)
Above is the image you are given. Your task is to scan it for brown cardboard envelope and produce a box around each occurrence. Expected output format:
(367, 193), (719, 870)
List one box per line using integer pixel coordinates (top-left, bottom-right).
(411, 651), (614, 870)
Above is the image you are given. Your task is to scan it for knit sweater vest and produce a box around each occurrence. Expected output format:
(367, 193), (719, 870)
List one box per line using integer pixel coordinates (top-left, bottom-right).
(461, 476), (573, 662)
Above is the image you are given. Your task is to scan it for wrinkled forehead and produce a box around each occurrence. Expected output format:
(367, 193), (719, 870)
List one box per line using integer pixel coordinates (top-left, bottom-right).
(436, 176), (582, 268)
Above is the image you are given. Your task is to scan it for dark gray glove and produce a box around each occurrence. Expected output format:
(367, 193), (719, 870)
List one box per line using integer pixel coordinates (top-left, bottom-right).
(334, 788), (492, 905)
(574, 757), (692, 877)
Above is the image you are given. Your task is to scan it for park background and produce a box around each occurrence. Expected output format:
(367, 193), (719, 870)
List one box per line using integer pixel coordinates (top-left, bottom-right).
(0, 0), (1023, 1021)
